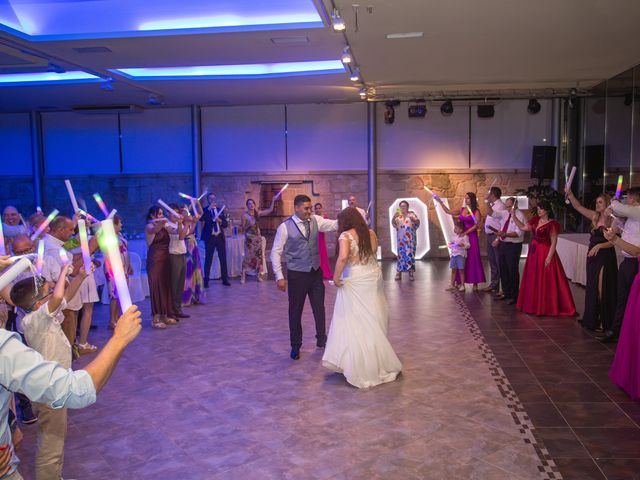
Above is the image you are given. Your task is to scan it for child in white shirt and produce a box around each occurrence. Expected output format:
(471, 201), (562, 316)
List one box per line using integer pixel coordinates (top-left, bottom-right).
(448, 222), (471, 292)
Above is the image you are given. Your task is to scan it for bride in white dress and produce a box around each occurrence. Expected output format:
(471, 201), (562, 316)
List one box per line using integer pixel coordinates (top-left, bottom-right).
(322, 207), (402, 388)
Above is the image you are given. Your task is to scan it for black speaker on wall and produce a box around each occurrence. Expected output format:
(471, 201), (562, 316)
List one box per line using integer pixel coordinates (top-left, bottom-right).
(584, 145), (605, 181)
(531, 146), (557, 183)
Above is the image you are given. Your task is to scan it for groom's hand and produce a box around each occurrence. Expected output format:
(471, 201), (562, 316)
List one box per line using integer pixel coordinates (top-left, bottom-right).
(277, 279), (287, 292)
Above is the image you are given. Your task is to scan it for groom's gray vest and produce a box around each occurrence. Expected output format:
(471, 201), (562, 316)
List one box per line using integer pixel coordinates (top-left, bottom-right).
(284, 216), (320, 272)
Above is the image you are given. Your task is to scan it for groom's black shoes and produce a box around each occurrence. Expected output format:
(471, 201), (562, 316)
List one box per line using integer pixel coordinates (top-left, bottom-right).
(290, 349), (300, 360)
(316, 342), (326, 349)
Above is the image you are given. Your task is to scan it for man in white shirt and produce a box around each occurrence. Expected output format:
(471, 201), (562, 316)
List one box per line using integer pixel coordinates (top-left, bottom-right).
(601, 187), (640, 342)
(484, 187), (507, 293)
(2, 207), (28, 246)
(13, 262), (87, 479)
(494, 197), (525, 305)
(42, 216), (82, 349)
(348, 195), (369, 225)
(167, 204), (189, 319)
(270, 195), (338, 360)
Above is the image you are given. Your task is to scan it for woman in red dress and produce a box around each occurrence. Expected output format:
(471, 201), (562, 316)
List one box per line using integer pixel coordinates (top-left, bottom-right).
(511, 200), (577, 316)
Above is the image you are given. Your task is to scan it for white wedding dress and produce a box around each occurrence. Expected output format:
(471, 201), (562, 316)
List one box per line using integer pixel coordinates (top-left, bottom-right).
(322, 231), (402, 388)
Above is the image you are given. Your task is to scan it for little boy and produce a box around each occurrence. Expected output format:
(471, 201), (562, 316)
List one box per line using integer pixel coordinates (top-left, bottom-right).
(10, 263), (88, 480)
(448, 221), (471, 292)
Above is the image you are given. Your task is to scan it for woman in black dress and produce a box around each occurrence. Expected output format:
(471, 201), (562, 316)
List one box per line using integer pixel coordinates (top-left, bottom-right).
(565, 189), (617, 331)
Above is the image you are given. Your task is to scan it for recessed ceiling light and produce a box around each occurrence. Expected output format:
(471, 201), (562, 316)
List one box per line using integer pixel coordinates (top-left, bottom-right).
(385, 32), (424, 39)
(0, 71), (101, 85)
(270, 36), (309, 45)
(111, 60), (345, 80)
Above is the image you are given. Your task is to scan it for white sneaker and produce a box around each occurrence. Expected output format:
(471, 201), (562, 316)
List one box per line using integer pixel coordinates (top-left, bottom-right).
(458, 285), (465, 292)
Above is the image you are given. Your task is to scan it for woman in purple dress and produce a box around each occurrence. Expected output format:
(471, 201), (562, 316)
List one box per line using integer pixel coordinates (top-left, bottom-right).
(604, 228), (640, 400)
(436, 192), (485, 290)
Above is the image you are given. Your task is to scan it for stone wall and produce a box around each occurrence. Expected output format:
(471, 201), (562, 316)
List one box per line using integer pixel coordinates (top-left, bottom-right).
(2, 170), (536, 258)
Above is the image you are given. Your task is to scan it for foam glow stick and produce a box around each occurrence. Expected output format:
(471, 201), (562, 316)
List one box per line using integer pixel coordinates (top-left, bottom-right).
(78, 209), (99, 223)
(274, 183), (289, 200)
(36, 206), (43, 215)
(564, 164), (569, 183)
(190, 198), (197, 214)
(366, 201), (372, 215)
(36, 240), (44, 275)
(158, 199), (180, 218)
(93, 193), (110, 218)
(487, 177), (497, 193)
(0, 257), (31, 291)
(77, 219), (92, 275)
(466, 205), (479, 224)
(438, 245), (449, 249)
(107, 209), (117, 219)
(58, 248), (70, 266)
(615, 175), (624, 199)
(423, 186), (440, 200)
(30, 209), (59, 241)
(98, 219), (132, 311)
(179, 192), (194, 200)
(0, 220), (5, 256)
(213, 205), (226, 221)
(64, 179), (80, 213)
(197, 190), (208, 201)
(564, 166), (577, 204)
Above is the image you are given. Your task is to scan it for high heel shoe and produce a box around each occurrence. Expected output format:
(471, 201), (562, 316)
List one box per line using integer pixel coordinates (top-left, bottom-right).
(395, 273), (401, 281)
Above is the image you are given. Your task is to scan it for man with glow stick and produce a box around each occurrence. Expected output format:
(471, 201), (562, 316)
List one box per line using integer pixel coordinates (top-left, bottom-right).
(200, 193), (230, 287)
(0, 254), (143, 480)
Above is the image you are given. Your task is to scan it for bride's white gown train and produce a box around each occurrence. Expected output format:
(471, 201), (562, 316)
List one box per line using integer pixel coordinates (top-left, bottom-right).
(322, 232), (402, 388)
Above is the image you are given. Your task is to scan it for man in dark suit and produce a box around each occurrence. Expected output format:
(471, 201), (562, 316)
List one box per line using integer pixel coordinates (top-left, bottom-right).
(200, 193), (230, 287)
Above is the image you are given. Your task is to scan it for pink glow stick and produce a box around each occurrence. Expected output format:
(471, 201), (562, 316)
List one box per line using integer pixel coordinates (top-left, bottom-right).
(0, 220), (5, 256)
(615, 175), (624, 199)
(77, 219), (92, 274)
(93, 193), (110, 218)
(64, 179), (80, 213)
(30, 209), (59, 241)
(98, 219), (132, 311)
(36, 240), (44, 275)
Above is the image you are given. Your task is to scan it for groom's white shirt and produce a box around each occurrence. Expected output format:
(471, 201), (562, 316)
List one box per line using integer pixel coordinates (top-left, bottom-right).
(270, 214), (338, 281)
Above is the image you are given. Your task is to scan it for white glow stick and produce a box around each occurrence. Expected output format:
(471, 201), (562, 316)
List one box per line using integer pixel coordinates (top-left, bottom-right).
(98, 219), (132, 312)
(0, 220), (5, 256)
(564, 164), (569, 183)
(64, 179), (80, 213)
(36, 240), (44, 275)
(190, 198), (197, 213)
(30, 209), (59, 241)
(274, 183), (289, 199)
(179, 192), (194, 200)
(158, 199), (180, 218)
(366, 201), (372, 215)
(0, 257), (31, 291)
(36, 206), (43, 215)
(423, 186), (440, 200)
(198, 190), (208, 201)
(213, 204), (226, 220)
(565, 166), (577, 204)
(78, 209), (99, 223)
(58, 248), (70, 266)
(77, 219), (92, 275)
(107, 209), (117, 219)
(488, 177), (497, 193)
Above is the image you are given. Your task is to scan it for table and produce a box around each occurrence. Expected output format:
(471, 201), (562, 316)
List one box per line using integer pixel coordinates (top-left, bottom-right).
(556, 233), (625, 286)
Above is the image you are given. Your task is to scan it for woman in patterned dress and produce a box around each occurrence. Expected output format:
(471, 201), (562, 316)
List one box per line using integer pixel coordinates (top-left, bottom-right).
(392, 200), (420, 281)
(182, 202), (205, 306)
(240, 197), (275, 284)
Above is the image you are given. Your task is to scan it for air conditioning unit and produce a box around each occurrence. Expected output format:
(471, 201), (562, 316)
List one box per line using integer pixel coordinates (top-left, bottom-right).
(71, 105), (143, 114)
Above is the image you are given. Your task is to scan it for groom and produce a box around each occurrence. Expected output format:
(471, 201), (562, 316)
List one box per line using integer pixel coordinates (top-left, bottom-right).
(271, 195), (338, 360)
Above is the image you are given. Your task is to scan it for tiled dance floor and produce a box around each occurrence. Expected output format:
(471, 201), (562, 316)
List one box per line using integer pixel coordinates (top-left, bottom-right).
(12, 261), (639, 479)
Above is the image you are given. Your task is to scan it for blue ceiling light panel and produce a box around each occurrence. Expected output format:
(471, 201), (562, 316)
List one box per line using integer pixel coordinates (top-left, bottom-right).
(112, 60), (346, 80)
(0, 71), (102, 86)
(0, 0), (323, 40)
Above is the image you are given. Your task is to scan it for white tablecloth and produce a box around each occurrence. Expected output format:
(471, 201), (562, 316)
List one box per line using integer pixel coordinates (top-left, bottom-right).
(556, 233), (625, 286)
(201, 235), (246, 279)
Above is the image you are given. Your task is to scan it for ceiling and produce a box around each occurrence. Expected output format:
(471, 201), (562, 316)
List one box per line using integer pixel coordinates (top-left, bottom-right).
(0, 0), (639, 112)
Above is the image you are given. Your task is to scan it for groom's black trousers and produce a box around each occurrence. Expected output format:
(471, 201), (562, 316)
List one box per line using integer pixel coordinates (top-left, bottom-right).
(288, 267), (326, 349)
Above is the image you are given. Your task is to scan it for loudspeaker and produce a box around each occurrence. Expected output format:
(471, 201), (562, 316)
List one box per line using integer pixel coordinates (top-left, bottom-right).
(584, 145), (605, 180)
(530, 146), (556, 180)
(477, 105), (495, 118)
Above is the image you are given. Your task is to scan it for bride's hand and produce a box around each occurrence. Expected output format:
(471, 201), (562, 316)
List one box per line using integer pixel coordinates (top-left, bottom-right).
(333, 277), (344, 287)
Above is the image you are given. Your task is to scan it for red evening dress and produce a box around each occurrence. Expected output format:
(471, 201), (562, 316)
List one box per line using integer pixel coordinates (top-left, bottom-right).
(516, 216), (577, 316)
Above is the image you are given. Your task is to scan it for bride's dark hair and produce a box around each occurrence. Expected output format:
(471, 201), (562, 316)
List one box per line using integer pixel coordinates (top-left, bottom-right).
(336, 207), (373, 262)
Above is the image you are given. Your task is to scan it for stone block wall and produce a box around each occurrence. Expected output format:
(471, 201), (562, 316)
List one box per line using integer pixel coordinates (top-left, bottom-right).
(1, 177), (35, 217)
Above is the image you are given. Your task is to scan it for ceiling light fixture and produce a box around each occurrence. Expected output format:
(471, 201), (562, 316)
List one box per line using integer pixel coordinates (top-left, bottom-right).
(341, 47), (352, 64)
(359, 87), (367, 99)
(0, 71), (101, 86)
(385, 32), (424, 39)
(527, 98), (541, 114)
(349, 67), (360, 82)
(332, 9), (346, 31)
(440, 100), (453, 115)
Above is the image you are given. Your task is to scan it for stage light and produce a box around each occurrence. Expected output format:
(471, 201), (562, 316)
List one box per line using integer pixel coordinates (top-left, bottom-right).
(477, 104), (494, 118)
(349, 67), (360, 82)
(440, 100), (453, 115)
(527, 98), (541, 114)
(341, 47), (352, 64)
(408, 101), (426, 118)
(332, 9), (346, 31)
